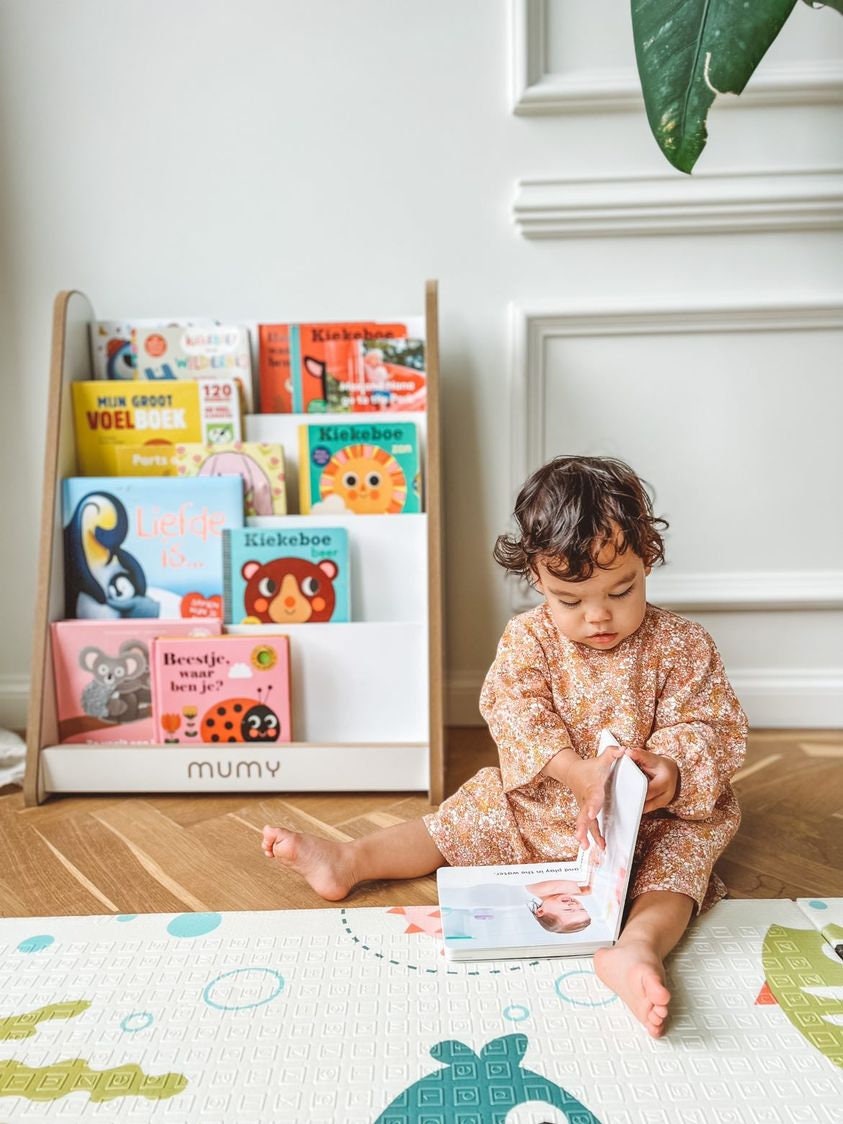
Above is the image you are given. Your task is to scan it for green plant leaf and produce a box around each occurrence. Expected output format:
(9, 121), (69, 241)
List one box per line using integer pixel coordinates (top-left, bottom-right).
(632, 0), (797, 173)
(801, 0), (843, 12)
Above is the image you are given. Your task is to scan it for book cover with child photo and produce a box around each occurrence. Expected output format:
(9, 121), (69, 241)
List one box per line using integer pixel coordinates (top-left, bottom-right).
(223, 526), (350, 625)
(151, 634), (292, 745)
(62, 475), (244, 621)
(436, 732), (647, 961)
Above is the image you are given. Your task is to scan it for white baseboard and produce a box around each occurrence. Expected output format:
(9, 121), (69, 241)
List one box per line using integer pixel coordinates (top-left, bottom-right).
(0, 675), (28, 732)
(445, 669), (843, 730)
(6, 669), (842, 741)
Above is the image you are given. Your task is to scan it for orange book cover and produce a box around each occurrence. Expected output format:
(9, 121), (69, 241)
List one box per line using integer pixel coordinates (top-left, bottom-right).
(258, 321), (417, 413)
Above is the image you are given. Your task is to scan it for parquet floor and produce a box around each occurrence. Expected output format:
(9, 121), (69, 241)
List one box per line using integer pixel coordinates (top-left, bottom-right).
(0, 728), (841, 918)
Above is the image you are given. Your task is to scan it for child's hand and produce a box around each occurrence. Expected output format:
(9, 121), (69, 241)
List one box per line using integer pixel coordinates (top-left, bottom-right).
(623, 746), (679, 812)
(567, 747), (624, 850)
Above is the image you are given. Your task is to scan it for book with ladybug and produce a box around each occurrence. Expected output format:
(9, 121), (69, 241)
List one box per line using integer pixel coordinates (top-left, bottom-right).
(222, 526), (350, 625)
(150, 634), (292, 745)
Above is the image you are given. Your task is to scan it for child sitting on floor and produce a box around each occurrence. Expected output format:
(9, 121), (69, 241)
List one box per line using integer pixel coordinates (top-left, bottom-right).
(262, 455), (748, 1038)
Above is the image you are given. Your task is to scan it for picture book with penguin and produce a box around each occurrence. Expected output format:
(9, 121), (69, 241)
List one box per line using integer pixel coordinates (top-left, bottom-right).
(62, 476), (244, 621)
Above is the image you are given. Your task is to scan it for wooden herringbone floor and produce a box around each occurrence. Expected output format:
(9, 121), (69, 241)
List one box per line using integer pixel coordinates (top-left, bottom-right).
(1, 729), (841, 918)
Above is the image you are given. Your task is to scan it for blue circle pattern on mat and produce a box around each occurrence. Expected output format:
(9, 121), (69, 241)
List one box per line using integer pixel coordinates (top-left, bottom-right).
(166, 912), (222, 938)
(120, 1011), (154, 1033)
(503, 1003), (530, 1022)
(808, 900), (828, 910)
(116, 914), (137, 922)
(17, 934), (54, 954)
(555, 968), (618, 1007)
(202, 967), (285, 1011)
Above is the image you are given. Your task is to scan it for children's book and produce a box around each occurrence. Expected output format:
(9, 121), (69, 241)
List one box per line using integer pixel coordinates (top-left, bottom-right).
(89, 318), (216, 381)
(324, 337), (426, 413)
(222, 526), (350, 625)
(133, 324), (254, 412)
(110, 442), (287, 517)
(258, 318), (423, 414)
(62, 475), (244, 621)
(50, 618), (222, 745)
(150, 634), (292, 745)
(436, 730), (647, 961)
(298, 421), (422, 514)
(72, 379), (242, 475)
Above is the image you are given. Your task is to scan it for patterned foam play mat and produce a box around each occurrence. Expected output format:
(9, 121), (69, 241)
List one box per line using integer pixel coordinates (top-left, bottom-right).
(0, 897), (841, 1122)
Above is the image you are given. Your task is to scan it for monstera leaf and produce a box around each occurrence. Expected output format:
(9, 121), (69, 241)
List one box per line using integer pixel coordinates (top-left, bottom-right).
(631, 0), (797, 173)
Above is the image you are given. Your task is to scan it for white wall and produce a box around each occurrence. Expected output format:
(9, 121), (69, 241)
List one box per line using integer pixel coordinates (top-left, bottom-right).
(1, 0), (841, 730)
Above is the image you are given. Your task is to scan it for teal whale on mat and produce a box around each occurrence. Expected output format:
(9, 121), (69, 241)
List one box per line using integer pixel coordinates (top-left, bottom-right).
(374, 1033), (600, 1123)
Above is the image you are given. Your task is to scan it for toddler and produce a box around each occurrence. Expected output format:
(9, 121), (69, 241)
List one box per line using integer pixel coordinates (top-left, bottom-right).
(262, 455), (747, 1038)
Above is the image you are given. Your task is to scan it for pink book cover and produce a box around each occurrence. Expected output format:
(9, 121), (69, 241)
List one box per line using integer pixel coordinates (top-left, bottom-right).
(51, 618), (222, 745)
(151, 634), (292, 745)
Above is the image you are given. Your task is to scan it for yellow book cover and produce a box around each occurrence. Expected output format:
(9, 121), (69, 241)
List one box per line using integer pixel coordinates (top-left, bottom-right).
(71, 379), (242, 475)
(112, 441), (287, 517)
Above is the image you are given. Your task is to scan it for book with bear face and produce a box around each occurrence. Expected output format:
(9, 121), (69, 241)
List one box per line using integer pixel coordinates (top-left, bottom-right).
(298, 421), (422, 514)
(150, 634), (292, 745)
(62, 475), (245, 621)
(222, 526), (350, 625)
(50, 618), (222, 744)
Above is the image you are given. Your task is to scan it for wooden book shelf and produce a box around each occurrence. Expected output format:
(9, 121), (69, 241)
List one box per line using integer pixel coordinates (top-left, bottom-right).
(24, 282), (445, 806)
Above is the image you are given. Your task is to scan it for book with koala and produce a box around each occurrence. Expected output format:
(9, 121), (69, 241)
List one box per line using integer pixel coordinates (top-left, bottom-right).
(62, 475), (244, 621)
(222, 526), (350, 625)
(51, 619), (222, 744)
(298, 421), (422, 514)
(150, 634), (292, 745)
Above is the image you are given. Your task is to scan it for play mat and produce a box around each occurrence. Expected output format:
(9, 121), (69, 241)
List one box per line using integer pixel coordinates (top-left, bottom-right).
(0, 897), (841, 1122)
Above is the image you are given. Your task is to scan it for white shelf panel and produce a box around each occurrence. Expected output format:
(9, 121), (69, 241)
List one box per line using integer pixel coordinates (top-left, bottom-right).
(227, 621), (428, 742)
(245, 513), (428, 623)
(41, 743), (430, 793)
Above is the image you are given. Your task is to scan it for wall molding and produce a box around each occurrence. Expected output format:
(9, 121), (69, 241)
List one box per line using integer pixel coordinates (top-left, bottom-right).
(511, 0), (843, 115)
(510, 570), (843, 615)
(510, 296), (843, 536)
(513, 168), (843, 238)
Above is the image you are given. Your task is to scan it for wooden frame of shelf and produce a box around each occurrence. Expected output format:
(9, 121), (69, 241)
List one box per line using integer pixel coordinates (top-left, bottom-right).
(24, 281), (445, 806)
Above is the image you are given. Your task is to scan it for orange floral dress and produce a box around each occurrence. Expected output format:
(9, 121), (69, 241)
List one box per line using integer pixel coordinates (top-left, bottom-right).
(424, 604), (748, 912)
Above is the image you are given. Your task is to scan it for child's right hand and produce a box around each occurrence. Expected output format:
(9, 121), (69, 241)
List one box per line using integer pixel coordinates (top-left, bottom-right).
(567, 747), (624, 850)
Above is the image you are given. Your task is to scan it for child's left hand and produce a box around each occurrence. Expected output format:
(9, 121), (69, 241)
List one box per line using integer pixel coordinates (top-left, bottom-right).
(623, 746), (679, 813)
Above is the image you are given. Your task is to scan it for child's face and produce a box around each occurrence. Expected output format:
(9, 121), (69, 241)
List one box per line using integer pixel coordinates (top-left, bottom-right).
(533, 543), (650, 651)
(534, 893), (590, 929)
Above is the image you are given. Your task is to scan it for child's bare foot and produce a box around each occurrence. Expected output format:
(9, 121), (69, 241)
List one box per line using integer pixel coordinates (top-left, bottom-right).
(593, 939), (671, 1038)
(261, 825), (357, 901)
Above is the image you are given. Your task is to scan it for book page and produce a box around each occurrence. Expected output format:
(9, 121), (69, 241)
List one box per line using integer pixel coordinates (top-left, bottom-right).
(580, 734), (648, 939)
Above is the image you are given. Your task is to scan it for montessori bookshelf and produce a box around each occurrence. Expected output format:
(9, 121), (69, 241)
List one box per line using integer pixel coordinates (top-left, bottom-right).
(24, 283), (445, 806)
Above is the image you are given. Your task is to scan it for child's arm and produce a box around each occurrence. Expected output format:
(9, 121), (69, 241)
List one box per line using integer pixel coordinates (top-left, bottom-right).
(643, 622), (747, 820)
(541, 745), (624, 849)
(479, 616), (579, 793)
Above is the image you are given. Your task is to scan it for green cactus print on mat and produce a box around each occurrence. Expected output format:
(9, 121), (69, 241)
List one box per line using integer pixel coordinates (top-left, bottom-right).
(374, 1033), (600, 1123)
(0, 1001), (188, 1103)
(762, 923), (843, 1069)
(0, 1001), (91, 1041)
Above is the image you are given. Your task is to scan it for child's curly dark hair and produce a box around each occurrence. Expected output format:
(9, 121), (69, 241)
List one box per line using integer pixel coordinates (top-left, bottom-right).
(493, 456), (668, 582)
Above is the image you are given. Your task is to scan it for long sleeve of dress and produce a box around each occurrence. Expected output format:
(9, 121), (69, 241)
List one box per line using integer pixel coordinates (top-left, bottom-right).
(479, 616), (574, 793)
(645, 623), (748, 820)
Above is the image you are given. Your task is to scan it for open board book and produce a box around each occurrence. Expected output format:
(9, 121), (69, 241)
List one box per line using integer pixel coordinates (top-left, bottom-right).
(436, 730), (647, 961)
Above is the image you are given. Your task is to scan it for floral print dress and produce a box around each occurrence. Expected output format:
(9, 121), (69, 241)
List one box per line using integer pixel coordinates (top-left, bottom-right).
(424, 604), (748, 911)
